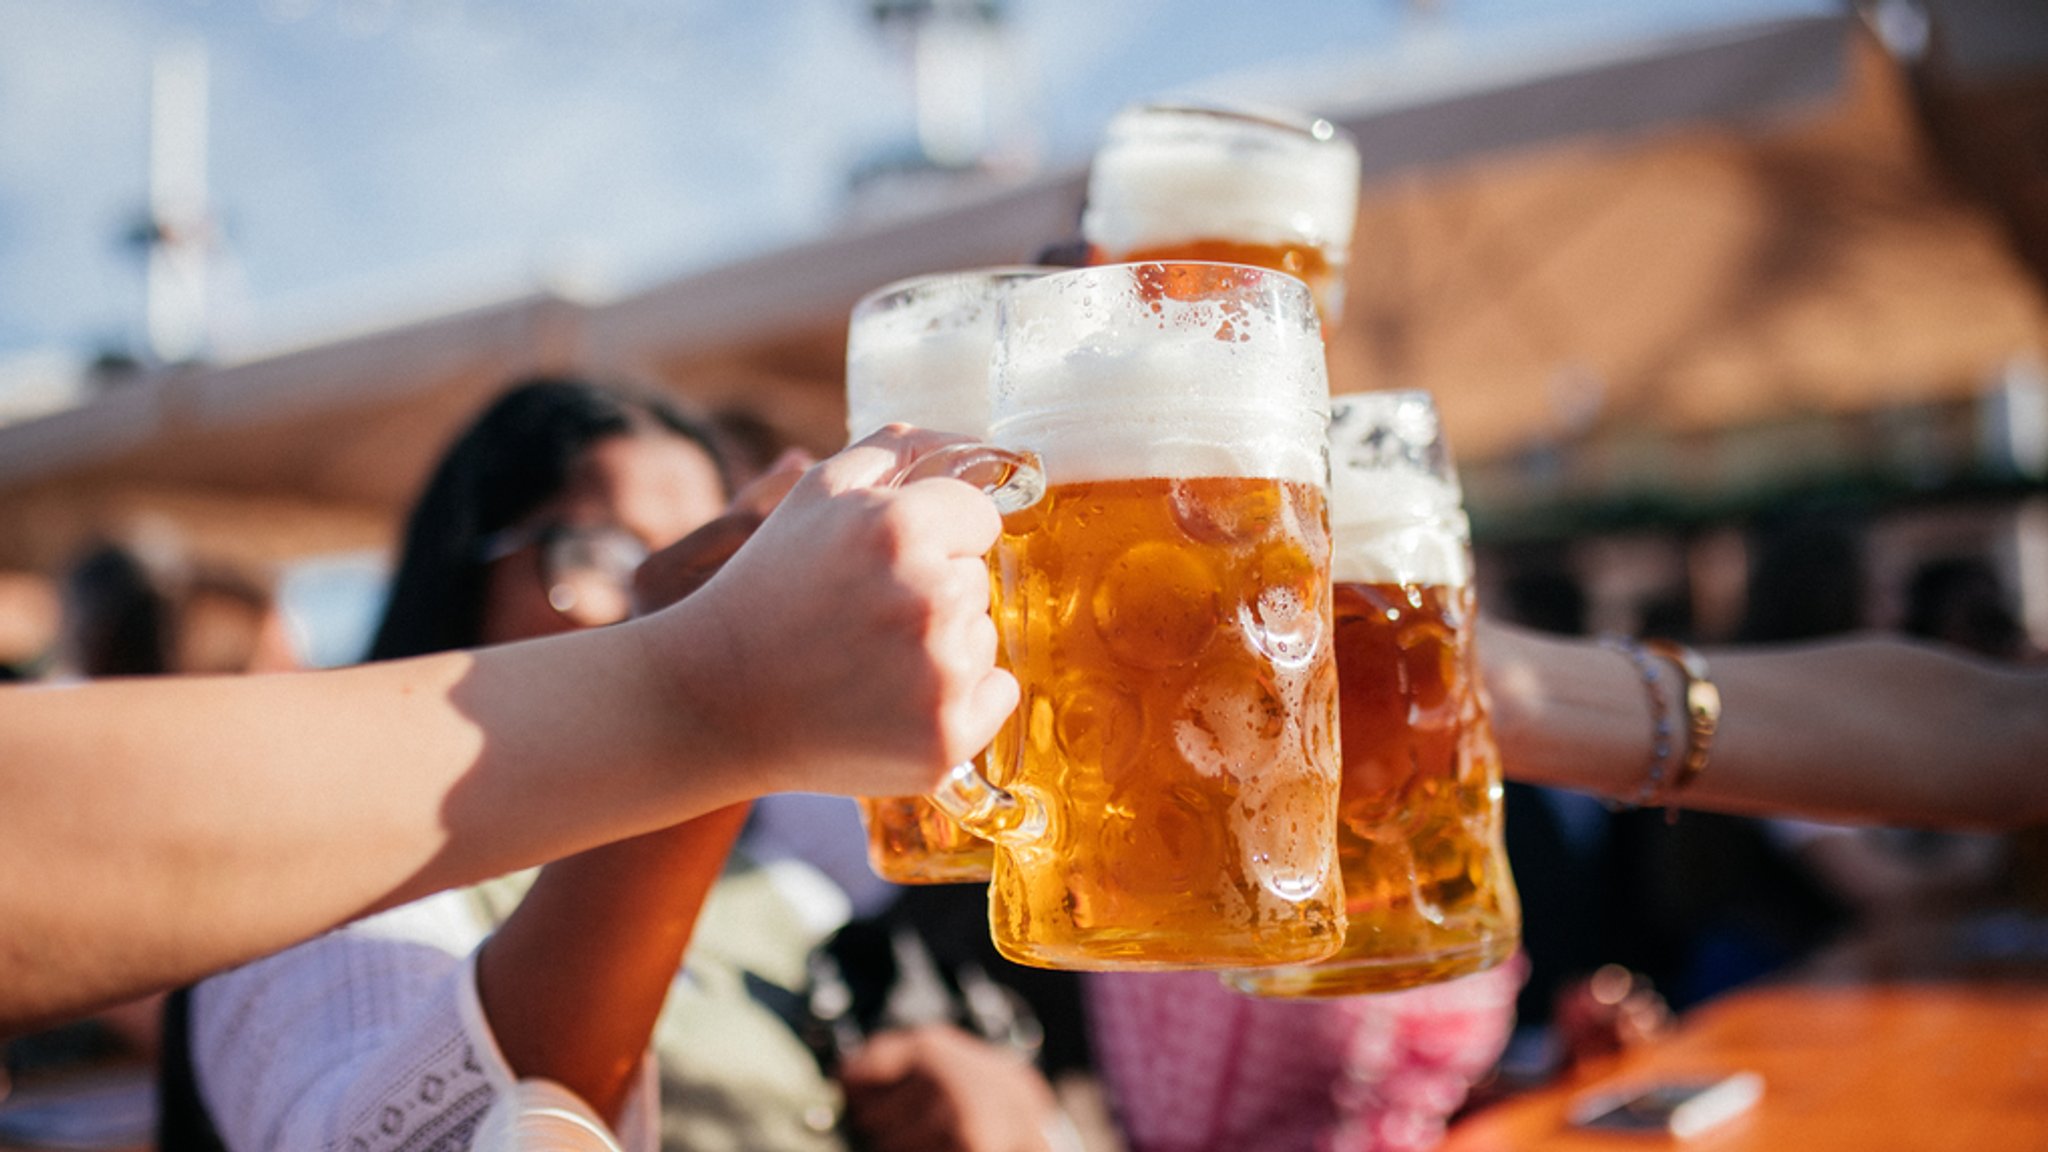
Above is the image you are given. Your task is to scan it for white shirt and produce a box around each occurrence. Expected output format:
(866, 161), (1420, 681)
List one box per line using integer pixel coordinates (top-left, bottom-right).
(190, 889), (654, 1152)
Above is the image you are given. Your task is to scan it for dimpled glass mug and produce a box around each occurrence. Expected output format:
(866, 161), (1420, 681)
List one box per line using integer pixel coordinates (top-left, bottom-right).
(931, 261), (1347, 971)
(1228, 391), (1520, 997)
(845, 267), (1053, 884)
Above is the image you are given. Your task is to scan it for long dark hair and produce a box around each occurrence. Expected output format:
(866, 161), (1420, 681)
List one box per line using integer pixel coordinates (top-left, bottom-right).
(367, 376), (732, 661)
(60, 543), (176, 676)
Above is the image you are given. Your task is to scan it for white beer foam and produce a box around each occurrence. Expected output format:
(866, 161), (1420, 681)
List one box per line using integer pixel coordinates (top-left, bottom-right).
(846, 320), (992, 441)
(1085, 108), (1361, 258)
(991, 338), (1329, 487)
(1328, 467), (1470, 586)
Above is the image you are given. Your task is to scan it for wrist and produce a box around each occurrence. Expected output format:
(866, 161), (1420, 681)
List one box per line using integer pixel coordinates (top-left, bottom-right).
(1598, 635), (1681, 808)
(607, 601), (765, 819)
(1483, 623), (1658, 797)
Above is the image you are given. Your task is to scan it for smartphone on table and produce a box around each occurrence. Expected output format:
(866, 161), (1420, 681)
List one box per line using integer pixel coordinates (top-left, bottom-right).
(1567, 1072), (1764, 1139)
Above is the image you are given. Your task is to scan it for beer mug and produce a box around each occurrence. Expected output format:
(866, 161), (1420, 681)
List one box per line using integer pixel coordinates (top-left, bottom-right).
(1229, 391), (1520, 997)
(933, 262), (1346, 970)
(846, 267), (1052, 885)
(1083, 103), (1361, 324)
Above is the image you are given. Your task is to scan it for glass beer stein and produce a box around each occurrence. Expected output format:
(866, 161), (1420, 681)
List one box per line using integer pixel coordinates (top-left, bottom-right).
(1229, 391), (1520, 997)
(1083, 103), (1361, 325)
(933, 261), (1346, 971)
(845, 267), (1052, 884)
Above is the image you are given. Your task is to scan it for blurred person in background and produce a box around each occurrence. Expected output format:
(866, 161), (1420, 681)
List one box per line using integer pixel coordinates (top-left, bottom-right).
(1084, 961), (1522, 1152)
(1903, 555), (2034, 663)
(6, 542), (297, 1084)
(54, 542), (299, 681)
(167, 378), (1065, 1152)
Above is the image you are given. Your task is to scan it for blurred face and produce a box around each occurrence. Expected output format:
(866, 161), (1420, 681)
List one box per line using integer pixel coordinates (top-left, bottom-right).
(479, 432), (727, 645)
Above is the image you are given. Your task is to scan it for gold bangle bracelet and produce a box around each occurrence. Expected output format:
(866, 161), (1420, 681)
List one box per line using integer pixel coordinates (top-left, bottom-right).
(1642, 639), (1720, 821)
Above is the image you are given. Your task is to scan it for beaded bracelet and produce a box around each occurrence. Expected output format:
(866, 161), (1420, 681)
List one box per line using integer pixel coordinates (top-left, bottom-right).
(1598, 634), (1677, 811)
(1643, 639), (1721, 821)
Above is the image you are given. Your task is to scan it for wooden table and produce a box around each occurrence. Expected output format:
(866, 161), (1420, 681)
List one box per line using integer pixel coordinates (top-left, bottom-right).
(1441, 979), (2048, 1150)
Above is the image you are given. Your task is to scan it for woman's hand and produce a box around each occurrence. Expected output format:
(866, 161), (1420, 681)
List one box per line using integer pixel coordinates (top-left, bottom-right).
(633, 450), (811, 615)
(644, 426), (1019, 801)
(839, 1025), (1062, 1152)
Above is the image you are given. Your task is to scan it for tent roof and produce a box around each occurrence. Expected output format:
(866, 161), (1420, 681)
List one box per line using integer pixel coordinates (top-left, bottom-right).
(1338, 33), (2048, 465)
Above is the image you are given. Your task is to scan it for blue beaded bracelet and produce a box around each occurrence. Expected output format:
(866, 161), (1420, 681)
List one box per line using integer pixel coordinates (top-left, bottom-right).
(1598, 634), (1678, 812)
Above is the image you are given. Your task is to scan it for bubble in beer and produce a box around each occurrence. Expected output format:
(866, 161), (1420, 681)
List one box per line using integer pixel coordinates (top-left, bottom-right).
(1242, 584), (1323, 671)
(1025, 694), (1056, 756)
(1169, 479), (1279, 546)
(1174, 673), (1289, 781)
(1096, 779), (1236, 909)
(1302, 663), (1339, 774)
(1092, 541), (1222, 669)
(1248, 847), (1331, 905)
(1239, 766), (1339, 906)
(1397, 617), (1460, 733)
(1053, 674), (1145, 778)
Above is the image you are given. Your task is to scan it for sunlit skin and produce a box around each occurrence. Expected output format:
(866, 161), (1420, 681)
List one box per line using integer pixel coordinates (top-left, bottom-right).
(0, 427), (1020, 1038)
(1480, 620), (2048, 829)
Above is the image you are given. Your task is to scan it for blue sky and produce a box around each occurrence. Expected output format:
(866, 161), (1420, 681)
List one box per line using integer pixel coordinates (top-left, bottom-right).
(0, 0), (1833, 368)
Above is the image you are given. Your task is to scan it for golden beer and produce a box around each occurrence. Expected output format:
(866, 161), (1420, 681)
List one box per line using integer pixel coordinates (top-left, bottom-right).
(987, 475), (1343, 969)
(1083, 104), (1360, 324)
(1230, 392), (1519, 997)
(856, 795), (994, 884)
(1100, 238), (1338, 312)
(845, 267), (1052, 885)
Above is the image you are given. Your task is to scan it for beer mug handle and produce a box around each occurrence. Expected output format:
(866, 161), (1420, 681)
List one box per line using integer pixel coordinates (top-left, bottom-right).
(932, 761), (1047, 845)
(883, 440), (1049, 847)
(887, 440), (1045, 515)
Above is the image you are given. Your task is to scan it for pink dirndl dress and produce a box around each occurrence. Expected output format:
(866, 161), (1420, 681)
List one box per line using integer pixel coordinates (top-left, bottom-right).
(1086, 956), (1523, 1152)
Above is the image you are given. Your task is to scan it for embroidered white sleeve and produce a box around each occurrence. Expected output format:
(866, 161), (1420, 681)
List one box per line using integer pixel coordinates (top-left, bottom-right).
(191, 893), (659, 1152)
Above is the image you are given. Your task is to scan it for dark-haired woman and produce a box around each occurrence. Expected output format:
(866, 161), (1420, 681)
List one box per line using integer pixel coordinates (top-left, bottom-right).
(176, 379), (1062, 1152)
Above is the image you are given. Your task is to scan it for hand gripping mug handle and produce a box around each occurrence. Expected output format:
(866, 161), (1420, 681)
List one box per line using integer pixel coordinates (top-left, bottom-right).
(884, 440), (1049, 846)
(887, 440), (1045, 515)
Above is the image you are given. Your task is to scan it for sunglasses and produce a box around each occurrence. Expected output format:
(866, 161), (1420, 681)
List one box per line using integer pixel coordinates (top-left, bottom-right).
(481, 521), (650, 627)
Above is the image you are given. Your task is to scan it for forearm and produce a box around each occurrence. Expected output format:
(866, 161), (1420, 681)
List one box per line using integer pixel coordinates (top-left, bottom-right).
(477, 804), (750, 1123)
(0, 616), (741, 1035)
(1482, 622), (2048, 829)
(0, 432), (1017, 1036)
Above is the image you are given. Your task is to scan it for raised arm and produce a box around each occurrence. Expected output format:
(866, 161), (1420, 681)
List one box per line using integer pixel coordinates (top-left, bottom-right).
(0, 430), (1015, 1036)
(460, 458), (807, 1125)
(1480, 620), (2048, 830)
